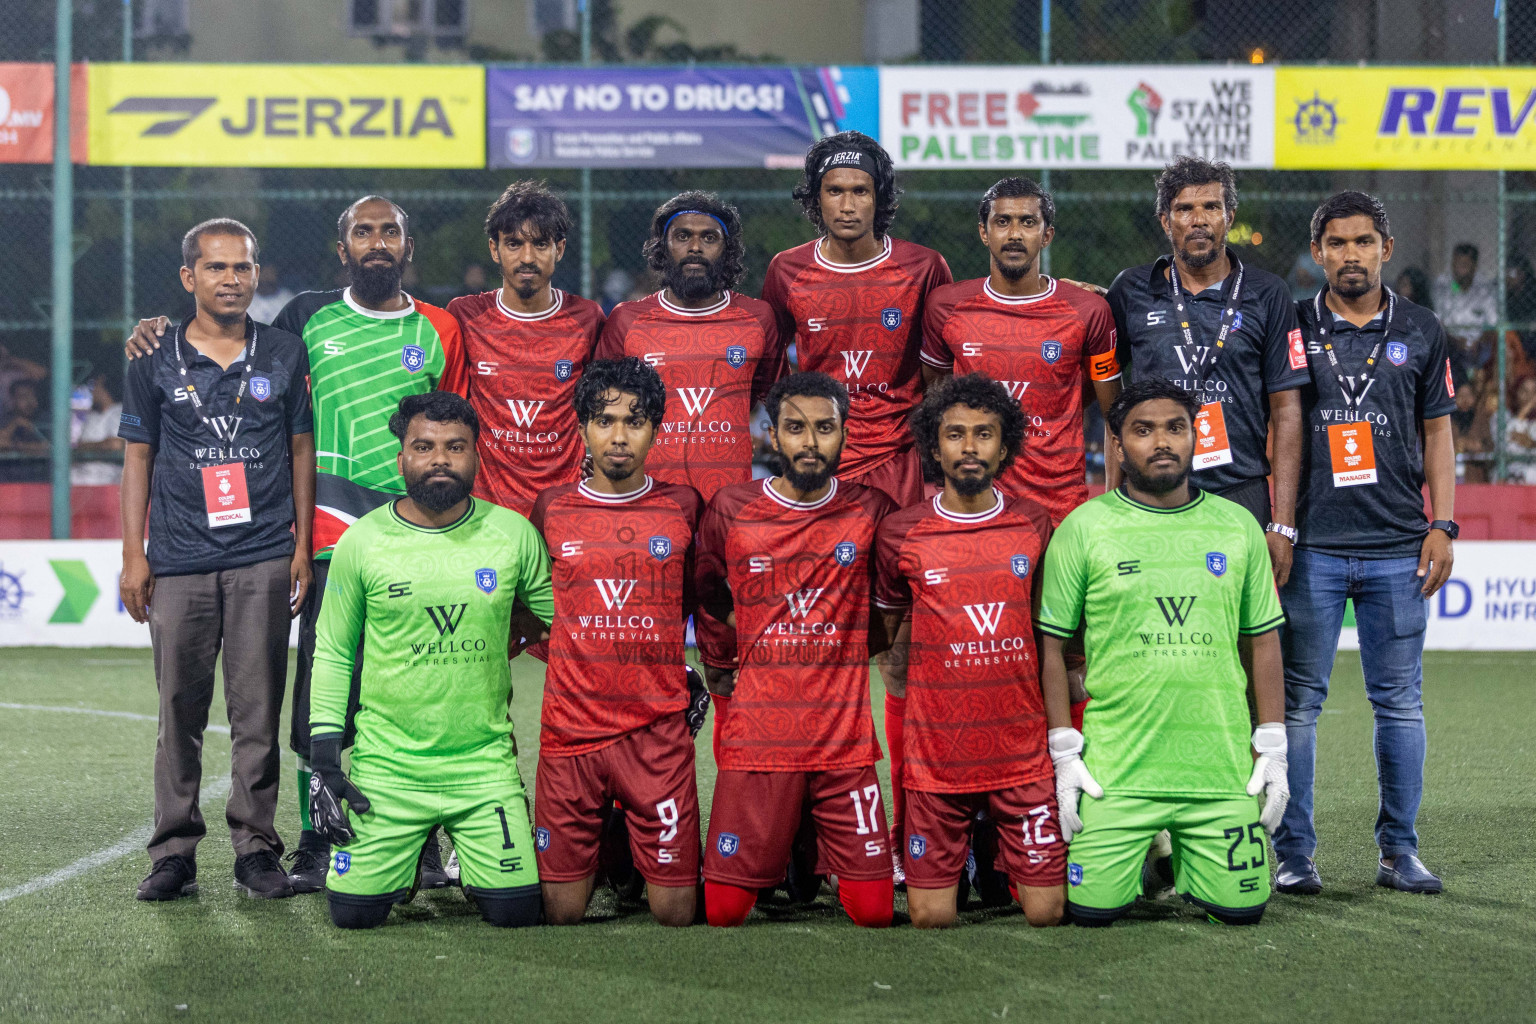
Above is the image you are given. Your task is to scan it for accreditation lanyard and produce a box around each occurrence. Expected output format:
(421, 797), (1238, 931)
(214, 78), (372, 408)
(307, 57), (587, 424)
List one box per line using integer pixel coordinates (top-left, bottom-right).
(1310, 288), (1395, 411)
(172, 320), (258, 438)
(1166, 254), (1245, 378)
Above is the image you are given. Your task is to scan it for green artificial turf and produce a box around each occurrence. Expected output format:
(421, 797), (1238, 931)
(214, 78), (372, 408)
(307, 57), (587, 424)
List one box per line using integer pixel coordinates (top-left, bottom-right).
(1, 648), (1532, 1023)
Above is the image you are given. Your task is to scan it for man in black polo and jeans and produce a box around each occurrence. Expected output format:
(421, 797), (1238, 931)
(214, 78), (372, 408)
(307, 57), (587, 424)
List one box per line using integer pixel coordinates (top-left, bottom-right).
(119, 218), (316, 901)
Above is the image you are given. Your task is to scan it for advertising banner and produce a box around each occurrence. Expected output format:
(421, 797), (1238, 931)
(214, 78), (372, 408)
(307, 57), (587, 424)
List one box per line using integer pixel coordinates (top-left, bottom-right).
(880, 65), (1273, 169)
(1275, 67), (1536, 170)
(87, 63), (484, 168)
(0, 63), (87, 164)
(486, 65), (878, 168)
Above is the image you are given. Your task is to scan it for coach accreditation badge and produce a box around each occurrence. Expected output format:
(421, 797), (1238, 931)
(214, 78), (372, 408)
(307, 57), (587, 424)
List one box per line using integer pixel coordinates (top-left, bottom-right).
(1327, 422), (1377, 486)
(1192, 403), (1233, 469)
(200, 463), (252, 527)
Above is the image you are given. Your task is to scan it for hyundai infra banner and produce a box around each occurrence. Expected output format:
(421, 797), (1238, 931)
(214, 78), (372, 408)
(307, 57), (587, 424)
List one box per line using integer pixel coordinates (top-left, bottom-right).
(486, 66), (879, 168)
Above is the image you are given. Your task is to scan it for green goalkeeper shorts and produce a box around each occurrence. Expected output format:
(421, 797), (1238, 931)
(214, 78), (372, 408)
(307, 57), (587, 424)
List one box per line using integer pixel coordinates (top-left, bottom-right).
(1066, 793), (1270, 923)
(326, 778), (540, 898)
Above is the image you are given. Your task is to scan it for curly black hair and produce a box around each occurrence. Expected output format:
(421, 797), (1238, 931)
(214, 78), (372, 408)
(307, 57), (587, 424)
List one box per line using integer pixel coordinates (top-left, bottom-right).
(389, 391), (480, 443)
(764, 371), (849, 428)
(573, 357), (667, 429)
(1310, 190), (1391, 246)
(485, 180), (571, 243)
(791, 131), (901, 240)
(641, 190), (746, 289)
(910, 373), (1026, 485)
(1104, 378), (1201, 437)
(1154, 155), (1237, 220)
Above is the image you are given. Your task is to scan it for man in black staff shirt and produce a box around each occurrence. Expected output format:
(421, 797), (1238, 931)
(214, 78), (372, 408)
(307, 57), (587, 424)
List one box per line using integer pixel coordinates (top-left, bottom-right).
(1107, 156), (1306, 585)
(119, 219), (316, 901)
(1274, 192), (1456, 897)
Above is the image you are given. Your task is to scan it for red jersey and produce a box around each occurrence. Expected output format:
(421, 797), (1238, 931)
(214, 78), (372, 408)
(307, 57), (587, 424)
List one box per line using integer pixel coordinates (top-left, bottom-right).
(449, 288), (605, 517)
(694, 477), (895, 772)
(921, 277), (1120, 525)
(595, 290), (784, 501)
(762, 236), (952, 479)
(529, 476), (703, 757)
(873, 490), (1054, 793)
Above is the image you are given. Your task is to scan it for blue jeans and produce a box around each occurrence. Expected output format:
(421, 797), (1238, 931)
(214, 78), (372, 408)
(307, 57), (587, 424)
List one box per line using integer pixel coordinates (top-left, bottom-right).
(1275, 548), (1428, 862)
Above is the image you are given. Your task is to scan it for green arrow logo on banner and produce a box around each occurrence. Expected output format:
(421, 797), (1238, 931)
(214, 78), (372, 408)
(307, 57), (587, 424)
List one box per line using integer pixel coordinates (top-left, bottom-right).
(48, 560), (99, 624)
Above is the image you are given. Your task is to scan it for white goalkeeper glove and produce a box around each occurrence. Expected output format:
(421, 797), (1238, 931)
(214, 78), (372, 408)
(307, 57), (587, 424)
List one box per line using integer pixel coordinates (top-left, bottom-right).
(1247, 722), (1290, 835)
(1049, 727), (1103, 843)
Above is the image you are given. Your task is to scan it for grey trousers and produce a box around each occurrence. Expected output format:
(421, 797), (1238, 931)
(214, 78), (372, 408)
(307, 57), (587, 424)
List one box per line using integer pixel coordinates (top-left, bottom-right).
(147, 555), (291, 861)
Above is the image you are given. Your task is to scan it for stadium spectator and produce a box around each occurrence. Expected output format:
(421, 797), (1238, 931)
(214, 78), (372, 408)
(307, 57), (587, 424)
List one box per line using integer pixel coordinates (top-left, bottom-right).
(1392, 267), (1433, 312)
(119, 218), (315, 902)
(0, 378), (49, 456)
(1452, 367), (1498, 483)
(1276, 192), (1456, 897)
(454, 262), (488, 299)
(1505, 376), (1536, 484)
(1433, 242), (1498, 380)
(246, 263), (296, 324)
(70, 374), (124, 485)
(0, 343), (47, 422)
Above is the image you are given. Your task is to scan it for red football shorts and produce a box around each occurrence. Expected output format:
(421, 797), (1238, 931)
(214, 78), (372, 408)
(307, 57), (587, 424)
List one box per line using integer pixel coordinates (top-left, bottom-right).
(534, 712), (700, 887)
(704, 766), (891, 889)
(903, 777), (1066, 889)
(846, 446), (924, 508)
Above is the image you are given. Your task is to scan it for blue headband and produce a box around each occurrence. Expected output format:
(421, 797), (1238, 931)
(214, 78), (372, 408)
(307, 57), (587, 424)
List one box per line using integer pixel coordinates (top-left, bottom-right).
(663, 209), (729, 238)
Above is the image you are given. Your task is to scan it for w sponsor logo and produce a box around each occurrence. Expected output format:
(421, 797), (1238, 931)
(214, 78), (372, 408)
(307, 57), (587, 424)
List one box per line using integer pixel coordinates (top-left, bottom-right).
(784, 588), (825, 619)
(677, 387), (716, 416)
(962, 602), (1006, 636)
(425, 603), (468, 635)
(840, 350), (874, 379)
(1173, 345), (1211, 375)
(1000, 381), (1030, 401)
(506, 399), (545, 427)
(1154, 595), (1197, 627)
(593, 579), (638, 611)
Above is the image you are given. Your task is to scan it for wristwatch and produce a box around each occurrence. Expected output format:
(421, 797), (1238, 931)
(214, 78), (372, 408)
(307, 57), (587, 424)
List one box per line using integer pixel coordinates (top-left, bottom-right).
(1266, 522), (1298, 544)
(1429, 519), (1460, 539)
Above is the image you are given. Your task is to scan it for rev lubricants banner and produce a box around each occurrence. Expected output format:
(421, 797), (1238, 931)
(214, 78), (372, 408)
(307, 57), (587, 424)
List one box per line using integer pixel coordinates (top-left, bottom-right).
(87, 63), (484, 167)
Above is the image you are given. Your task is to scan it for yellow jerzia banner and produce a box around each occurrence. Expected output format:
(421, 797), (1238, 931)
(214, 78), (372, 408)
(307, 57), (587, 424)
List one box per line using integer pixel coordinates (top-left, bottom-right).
(1275, 67), (1536, 170)
(88, 63), (485, 167)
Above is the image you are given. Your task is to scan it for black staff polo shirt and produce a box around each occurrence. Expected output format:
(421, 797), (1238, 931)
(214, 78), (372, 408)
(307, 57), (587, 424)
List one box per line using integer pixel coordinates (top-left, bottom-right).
(119, 314), (313, 577)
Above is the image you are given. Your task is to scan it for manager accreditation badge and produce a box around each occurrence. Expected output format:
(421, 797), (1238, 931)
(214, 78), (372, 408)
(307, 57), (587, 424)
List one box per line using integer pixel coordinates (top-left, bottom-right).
(201, 463), (253, 527)
(1327, 422), (1377, 487)
(1192, 403), (1234, 469)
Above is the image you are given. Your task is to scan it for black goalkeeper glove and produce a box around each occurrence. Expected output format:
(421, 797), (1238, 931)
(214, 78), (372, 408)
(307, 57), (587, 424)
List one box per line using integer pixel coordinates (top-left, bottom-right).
(684, 665), (711, 737)
(308, 735), (371, 846)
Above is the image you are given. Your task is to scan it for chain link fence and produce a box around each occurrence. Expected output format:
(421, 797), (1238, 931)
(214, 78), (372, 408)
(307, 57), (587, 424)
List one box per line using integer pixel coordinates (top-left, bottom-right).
(3, 0), (1534, 501)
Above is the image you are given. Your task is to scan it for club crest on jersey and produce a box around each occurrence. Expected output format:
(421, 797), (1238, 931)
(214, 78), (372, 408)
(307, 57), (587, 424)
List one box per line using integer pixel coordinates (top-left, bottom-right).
(554, 359), (574, 381)
(475, 568), (498, 594)
(717, 832), (740, 857)
(535, 827), (550, 851)
(1068, 863), (1083, 886)
(649, 535), (672, 560)
(249, 376), (272, 402)
(909, 835), (927, 859)
(1011, 554), (1032, 578)
(401, 344), (426, 373)
(1206, 552), (1228, 577)
(880, 308), (902, 331)
(1387, 341), (1408, 366)
(725, 345), (747, 368)
(834, 541), (857, 567)
(1040, 340), (1062, 364)
(334, 852), (351, 875)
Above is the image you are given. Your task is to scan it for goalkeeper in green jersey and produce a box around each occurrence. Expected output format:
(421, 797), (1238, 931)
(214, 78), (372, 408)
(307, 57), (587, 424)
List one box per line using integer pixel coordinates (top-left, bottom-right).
(308, 391), (553, 929)
(1038, 379), (1289, 926)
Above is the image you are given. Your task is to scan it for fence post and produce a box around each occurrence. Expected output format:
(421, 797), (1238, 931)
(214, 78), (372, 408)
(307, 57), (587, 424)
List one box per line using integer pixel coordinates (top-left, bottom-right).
(50, 0), (75, 539)
(1038, 0), (1052, 277)
(123, 0), (135, 346)
(579, 0), (593, 299)
(1495, 0), (1508, 483)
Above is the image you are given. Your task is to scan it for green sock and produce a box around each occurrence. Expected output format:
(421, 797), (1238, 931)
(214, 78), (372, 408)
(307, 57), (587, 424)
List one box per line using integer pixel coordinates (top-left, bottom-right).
(297, 762), (313, 832)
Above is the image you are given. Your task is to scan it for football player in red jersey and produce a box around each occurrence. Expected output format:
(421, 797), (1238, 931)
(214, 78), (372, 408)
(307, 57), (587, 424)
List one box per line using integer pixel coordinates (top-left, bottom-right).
(528, 358), (704, 927)
(450, 181), (606, 517)
(922, 177), (1124, 525)
(761, 131), (952, 509)
(874, 374), (1068, 929)
(694, 372), (898, 928)
(597, 191), (785, 501)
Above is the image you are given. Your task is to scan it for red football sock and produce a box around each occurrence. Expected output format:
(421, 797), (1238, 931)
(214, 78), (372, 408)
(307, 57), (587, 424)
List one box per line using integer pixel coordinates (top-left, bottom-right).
(885, 693), (907, 844)
(837, 876), (894, 928)
(711, 693), (730, 764)
(1071, 698), (1089, 733)
(704, 880), (757, 928)
(1009, 884), (1020, 906)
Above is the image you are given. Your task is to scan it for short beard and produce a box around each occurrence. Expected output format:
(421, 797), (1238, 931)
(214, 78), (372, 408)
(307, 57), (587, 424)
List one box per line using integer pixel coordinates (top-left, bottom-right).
(663, 256), (728, 302)
(347, 252), (404, 305)
(994, 254), (1031, 282)
(780, 450), (840, 492)
(598, 459), (635, 482)
(405, 470), (471, 513)
(1175, 243), (1221, 270)
(949, 469), (994, 497)
(1122, 457), (1189, 496)
(1333, 271), (1376, 300)
(207, 307), (246, 328)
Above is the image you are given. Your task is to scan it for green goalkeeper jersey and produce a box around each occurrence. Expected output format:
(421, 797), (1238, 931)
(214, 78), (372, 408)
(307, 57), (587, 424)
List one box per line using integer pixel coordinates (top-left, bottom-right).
(1038, 486), (1285, 799)
(310, 497), (554, 789)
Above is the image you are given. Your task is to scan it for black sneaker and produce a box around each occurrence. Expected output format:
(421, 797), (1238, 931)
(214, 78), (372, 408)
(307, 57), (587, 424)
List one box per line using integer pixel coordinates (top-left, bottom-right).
(136, 855), (198, 901)
(234, 850), (297, 899)
(417, 828), (451, 890)
(286, 830), (331, 894)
